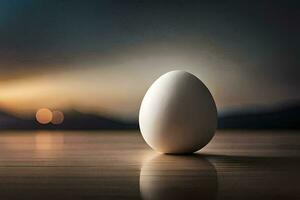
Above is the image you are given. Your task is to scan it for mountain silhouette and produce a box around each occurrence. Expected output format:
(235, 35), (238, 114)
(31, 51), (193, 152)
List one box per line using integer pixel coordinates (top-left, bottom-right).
(0, 110), (138, 130)
(0, 101), (300, 130)
(218, 101), (300, 129)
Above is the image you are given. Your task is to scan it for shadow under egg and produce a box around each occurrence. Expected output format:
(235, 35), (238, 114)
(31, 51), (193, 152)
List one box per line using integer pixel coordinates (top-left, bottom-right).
(139, 154), (218, 200)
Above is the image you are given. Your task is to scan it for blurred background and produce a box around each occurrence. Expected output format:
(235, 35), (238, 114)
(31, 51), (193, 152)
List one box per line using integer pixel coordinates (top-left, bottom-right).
(0, 0), (299, 130)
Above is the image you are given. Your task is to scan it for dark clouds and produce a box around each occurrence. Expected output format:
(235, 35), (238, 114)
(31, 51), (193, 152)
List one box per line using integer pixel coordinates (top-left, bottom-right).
(0, 0), (299, 91)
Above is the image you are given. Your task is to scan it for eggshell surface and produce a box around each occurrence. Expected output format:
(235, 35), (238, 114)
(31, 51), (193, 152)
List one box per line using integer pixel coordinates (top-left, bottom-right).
(139, 70), (217, 154)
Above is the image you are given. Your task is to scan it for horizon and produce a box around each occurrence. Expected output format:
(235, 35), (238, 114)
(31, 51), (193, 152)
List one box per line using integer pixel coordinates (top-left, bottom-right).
(0, 98), (299, 130)
(0, 1), (299, 121)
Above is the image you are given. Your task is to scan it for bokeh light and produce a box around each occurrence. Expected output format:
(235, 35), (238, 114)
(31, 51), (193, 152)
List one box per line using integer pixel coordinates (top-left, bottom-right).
(36, 108), (53, 124)
(51, 110), (64, 125)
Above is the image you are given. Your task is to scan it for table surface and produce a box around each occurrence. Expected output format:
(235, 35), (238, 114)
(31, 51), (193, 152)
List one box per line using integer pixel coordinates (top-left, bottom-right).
(0, 130), (299, 200)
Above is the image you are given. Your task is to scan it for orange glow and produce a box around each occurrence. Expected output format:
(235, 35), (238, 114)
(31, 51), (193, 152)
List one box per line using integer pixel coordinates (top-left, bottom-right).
(51, 110), (64, 125)
(35, 132), (64, 156)
(36, 108), (53, 124)
(35, 132), (53, 150)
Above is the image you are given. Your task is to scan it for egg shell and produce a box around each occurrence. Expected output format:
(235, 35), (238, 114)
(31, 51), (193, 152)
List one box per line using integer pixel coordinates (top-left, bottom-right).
(139, 70), (217, 154)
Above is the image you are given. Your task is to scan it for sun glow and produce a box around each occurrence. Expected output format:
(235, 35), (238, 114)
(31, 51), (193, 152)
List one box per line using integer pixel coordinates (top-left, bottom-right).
(51, 110), (64, 125)
(36, 108), (53, 124)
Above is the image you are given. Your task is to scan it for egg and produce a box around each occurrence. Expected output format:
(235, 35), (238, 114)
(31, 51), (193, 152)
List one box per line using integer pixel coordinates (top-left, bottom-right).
(139, 70), (217, 154)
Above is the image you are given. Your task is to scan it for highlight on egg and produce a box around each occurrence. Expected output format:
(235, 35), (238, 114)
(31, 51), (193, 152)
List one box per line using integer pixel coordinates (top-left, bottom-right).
(139, 70), (217, 154)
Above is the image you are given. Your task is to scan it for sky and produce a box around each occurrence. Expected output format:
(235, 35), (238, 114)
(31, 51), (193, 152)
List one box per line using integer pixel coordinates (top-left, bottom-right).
(0, 0), (299, 119)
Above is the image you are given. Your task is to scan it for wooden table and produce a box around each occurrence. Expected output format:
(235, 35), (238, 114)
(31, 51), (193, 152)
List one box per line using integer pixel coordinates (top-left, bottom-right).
(0, 130), (299, 199)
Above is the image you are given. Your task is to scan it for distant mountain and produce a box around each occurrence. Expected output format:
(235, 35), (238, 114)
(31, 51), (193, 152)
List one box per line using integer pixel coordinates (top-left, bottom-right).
(218, 102), (300, 129)
(1, 101), (300, 130)
(0, 110), (138, 130)
(0, 111), (29, 129)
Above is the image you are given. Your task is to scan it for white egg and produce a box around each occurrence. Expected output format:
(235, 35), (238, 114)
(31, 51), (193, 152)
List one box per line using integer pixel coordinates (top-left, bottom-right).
(139, 70), (217, 154)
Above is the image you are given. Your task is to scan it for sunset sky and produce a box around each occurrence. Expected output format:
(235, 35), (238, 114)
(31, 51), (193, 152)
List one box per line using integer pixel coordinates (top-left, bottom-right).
(0, 0), (299, 119)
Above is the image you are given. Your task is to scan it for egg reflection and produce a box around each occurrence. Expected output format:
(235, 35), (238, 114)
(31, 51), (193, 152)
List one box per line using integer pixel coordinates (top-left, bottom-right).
(139, 154), (218, 200)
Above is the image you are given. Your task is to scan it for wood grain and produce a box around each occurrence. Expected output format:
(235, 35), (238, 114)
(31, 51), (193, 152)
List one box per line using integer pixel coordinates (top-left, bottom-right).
(0, 130), (299, 200)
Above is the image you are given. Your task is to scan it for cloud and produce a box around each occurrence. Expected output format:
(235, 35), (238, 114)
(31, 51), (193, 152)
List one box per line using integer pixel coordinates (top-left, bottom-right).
(0, 0), (299, 117)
